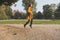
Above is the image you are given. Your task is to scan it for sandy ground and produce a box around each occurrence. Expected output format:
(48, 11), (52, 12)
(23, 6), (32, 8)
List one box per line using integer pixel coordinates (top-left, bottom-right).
(0, 24), (60, 40)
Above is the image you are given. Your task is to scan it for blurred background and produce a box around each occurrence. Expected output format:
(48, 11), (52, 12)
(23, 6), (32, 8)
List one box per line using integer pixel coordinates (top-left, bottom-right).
(0, 0), (60, 20)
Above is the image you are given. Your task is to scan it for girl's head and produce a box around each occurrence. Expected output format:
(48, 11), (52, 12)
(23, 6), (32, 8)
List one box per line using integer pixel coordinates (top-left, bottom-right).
(28, 3), (32, 7)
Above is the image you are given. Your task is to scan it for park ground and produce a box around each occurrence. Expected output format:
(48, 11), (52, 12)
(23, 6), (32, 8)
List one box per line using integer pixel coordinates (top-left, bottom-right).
(0, 24), (60, 40)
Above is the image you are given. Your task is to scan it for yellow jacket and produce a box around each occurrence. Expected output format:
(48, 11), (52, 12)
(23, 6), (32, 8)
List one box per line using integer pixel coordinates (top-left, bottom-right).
(27, 7), (33, 20)
(28, 7), (33, 15)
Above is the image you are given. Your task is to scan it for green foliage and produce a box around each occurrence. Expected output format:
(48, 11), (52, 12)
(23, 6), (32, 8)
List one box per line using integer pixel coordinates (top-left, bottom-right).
(0, 4), (8, 20)
(14, 11), (21, 19)
(0, 11), (8, 20)
(37, 11), (43, 19)
(34, 11), (43, 19)
(5, 6), (13, 19)
(43, 4), (52, 19)
(0, 0), (18, 20)
(54, 3), (60, 19)
(0, 4), (13, 20)
(13, 11), (26, 19)
(0, 0), (18, 6)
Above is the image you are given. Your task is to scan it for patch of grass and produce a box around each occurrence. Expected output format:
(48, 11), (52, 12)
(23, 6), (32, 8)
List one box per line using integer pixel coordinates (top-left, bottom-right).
(0, 19), (60, 24)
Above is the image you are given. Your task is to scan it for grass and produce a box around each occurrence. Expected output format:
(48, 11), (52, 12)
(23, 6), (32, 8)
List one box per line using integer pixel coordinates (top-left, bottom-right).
(0, 19), (60, 24)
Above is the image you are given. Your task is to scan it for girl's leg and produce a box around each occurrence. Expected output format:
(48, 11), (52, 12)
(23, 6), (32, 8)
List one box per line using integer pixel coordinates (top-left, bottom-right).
(30, 19), (33, 28)
(24, 19), (30, 28)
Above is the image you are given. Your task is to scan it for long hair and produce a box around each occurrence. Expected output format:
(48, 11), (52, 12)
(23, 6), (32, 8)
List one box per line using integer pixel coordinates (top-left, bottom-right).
(28, 3), (32, 7)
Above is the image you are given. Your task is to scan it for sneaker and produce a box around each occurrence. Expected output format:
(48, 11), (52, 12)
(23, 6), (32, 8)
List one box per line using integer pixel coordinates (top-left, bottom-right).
(29, 25), (32, 28)
(24, 24), (26, 28)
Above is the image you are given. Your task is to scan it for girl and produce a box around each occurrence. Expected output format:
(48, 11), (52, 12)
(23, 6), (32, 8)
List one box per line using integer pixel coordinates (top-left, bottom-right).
(24, 3), (33, 28)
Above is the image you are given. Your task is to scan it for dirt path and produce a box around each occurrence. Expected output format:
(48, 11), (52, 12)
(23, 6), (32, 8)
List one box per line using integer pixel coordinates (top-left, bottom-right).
(0, 24), (60, 40)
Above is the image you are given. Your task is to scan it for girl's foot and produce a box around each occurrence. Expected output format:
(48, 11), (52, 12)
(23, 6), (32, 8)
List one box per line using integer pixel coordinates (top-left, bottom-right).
(24, 24), (26, 28)
(29, 25), (32, 28)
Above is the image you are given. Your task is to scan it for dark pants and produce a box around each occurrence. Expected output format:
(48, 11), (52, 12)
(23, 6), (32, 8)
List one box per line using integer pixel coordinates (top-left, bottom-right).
(24, 19), (33, 28)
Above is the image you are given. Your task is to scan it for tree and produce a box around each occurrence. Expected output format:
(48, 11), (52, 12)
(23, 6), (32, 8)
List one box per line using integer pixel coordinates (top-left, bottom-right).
(0, 0), (18, 19)
(19, 12), (26, 19)
(22, 0), (37, 13)
(0, 4), (8, 20)
(14, 11), (21, 19)
(37, 11), (43, 19)
(43, 4), (52, 19)
(0, 0), (18, 6)
(34, 11), (43, 19)
(49, 4), (57, 19)
(13, 10), (26, 19)
(5, 6), (13, 19)
(54, 3), (60, 19)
